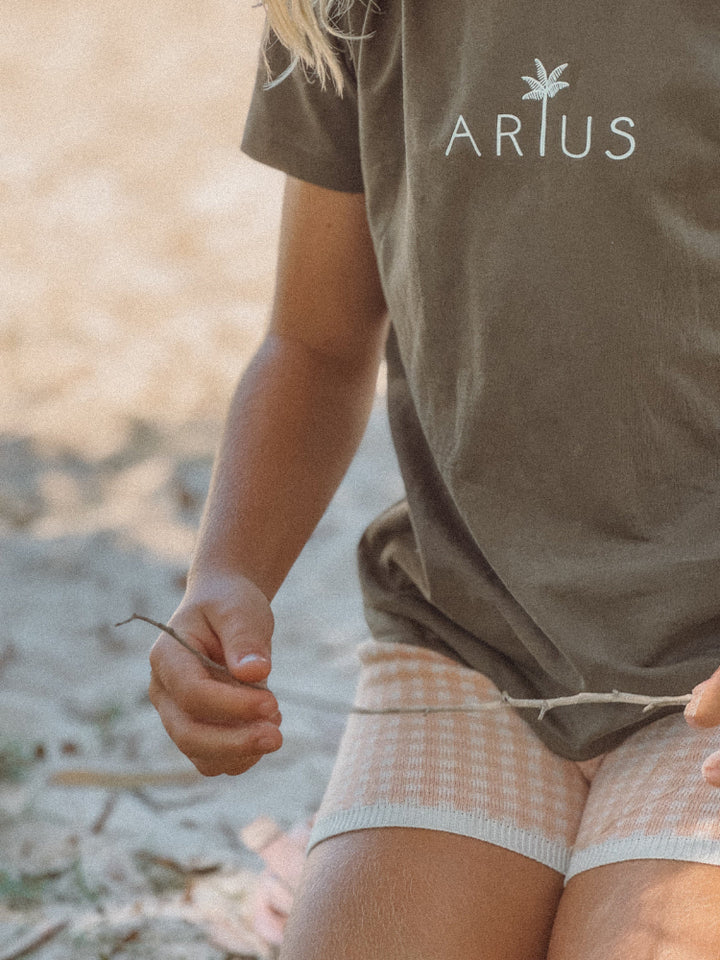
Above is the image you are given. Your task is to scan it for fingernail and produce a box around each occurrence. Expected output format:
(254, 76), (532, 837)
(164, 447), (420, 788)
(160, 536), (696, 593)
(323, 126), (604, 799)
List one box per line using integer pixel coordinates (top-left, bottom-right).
(237, 654), (270, 669)
(685, 684), (706, 721)
(257, 736), (281, 753)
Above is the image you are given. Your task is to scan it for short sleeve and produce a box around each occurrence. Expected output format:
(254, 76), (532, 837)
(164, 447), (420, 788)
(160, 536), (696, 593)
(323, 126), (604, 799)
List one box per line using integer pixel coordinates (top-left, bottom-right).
(241, 32), (364, 193)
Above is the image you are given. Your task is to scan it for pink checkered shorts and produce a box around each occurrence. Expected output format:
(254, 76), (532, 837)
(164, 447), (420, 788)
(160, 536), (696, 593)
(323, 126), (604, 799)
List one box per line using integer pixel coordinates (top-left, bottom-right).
(308, 639), (720, 882)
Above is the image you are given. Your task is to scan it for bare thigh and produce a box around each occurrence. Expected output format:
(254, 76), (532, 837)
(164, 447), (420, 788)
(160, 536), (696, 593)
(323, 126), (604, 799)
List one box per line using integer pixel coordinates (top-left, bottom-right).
(279, 827), (564, 960)
(548, 859), (720, 960)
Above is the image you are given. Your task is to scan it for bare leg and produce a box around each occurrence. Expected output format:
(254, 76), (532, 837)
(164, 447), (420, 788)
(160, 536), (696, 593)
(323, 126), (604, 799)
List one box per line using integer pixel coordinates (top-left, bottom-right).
(280, 827), (564, 960)
(548, 860), (720, 960)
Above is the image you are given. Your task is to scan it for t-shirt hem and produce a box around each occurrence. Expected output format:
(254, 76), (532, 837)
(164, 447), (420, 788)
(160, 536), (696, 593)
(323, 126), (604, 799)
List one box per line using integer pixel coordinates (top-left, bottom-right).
(241, 132), (365, 194)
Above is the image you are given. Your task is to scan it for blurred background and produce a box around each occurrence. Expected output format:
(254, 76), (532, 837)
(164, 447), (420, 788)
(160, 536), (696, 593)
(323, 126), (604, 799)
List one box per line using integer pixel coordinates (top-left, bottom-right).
(0, 2), (401, 956)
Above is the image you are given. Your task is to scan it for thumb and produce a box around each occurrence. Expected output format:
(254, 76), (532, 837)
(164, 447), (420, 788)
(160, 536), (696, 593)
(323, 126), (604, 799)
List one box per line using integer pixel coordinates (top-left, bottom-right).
(685, 663), (720, 729)
(219, 581), (275, 684)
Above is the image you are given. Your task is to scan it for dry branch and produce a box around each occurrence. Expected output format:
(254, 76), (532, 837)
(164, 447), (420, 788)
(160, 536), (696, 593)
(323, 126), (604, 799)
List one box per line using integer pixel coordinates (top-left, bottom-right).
(50, 769), (203, 789)
(352, 690), (691, 720)
(118, 615), (692, 719)
(115, 614), (264, 687)
(0, 921), (69, 960)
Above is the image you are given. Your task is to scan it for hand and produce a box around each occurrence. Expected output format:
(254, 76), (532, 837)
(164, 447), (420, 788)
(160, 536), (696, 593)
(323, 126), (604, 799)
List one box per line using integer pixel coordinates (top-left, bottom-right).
(684, 664), (720, 787)
(148, 572), (282, 776)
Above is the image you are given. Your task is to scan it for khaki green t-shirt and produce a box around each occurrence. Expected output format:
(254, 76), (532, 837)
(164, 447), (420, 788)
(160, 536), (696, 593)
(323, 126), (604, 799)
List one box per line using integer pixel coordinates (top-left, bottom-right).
(242, 0), (720, 759)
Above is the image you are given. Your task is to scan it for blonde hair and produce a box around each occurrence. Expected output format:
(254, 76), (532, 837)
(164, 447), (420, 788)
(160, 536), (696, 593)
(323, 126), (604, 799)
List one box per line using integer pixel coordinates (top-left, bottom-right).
(260, 0), (359, 94)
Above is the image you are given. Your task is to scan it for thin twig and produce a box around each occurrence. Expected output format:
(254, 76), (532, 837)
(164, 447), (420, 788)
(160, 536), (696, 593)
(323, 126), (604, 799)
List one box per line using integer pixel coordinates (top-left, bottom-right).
(352, 690), (691, 720)
(117, 613), (349, 710)
(116, 614), (266, 689)
(0, 642), (16, 679)
(119, 615), (692, 719)
(0, 921), (69, 960)
(50, 769), (203, 789)
(131, 787), (210, 812)
(90, 792), (117, 834)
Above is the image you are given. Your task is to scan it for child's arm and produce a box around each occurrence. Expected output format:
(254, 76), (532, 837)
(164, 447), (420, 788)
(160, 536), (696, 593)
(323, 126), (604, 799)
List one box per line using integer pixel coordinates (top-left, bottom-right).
(149, 176), (388, 776)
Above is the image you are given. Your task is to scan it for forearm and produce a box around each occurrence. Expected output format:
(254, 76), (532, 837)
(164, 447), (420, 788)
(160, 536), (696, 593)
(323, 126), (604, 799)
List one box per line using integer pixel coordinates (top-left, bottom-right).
(189, 326), (387, 600)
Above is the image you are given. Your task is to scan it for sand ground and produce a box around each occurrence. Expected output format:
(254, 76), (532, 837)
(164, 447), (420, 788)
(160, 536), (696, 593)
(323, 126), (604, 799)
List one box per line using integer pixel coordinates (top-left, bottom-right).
(0, 3), (402, 955)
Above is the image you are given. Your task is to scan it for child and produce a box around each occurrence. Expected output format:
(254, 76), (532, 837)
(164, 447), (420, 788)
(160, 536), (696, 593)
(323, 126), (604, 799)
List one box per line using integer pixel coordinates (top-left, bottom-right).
(149, 0), (720, 955)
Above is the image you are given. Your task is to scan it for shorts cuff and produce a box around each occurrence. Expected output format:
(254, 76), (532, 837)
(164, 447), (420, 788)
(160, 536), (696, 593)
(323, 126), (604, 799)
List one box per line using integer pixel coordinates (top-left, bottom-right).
(566, 834), (720, 884)
(308, 803), (570, 875)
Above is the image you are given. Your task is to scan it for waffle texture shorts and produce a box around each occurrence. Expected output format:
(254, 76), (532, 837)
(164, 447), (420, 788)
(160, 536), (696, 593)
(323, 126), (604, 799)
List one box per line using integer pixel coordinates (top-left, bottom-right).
(308, 639), (720, 882)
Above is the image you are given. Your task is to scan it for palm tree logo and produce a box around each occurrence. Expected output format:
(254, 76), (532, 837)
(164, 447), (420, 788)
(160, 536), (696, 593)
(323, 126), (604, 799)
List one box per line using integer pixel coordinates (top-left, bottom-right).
(521, 59), (569, 157)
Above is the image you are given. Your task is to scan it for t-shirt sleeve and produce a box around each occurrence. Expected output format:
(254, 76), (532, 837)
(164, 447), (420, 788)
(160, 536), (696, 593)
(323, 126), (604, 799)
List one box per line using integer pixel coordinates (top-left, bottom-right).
(241, 32), (364, 193)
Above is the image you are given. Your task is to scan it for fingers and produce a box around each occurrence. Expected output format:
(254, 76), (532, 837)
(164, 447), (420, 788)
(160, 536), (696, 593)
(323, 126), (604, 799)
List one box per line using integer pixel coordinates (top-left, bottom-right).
(701, 750), (720, 788)
(149, 675), (283, 776)
(684, 665), (720, 730)
(150, 633), (278, 725)
(682, 665), (720, 787)
(146, 579), (281, 776)
(149, 628), (284, 776)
